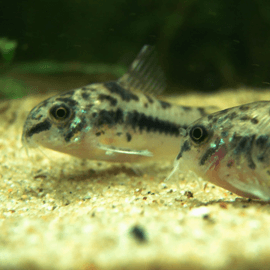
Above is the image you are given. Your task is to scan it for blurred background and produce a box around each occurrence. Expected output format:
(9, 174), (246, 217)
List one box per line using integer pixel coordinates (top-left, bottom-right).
(0, 0), (270, 99)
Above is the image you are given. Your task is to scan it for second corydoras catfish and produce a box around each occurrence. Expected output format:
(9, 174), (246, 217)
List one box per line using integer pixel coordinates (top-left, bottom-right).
(168, 101), (270, 201)
(22, 46), (213, 163)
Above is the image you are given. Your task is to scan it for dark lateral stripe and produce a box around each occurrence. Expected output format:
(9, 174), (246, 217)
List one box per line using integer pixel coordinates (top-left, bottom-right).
(96, 109), (124, 127)
(98, 94), (117, 106)
(26, 119), (52, 137)
(104, 82), (139, 102)
(65, 117), (86, 142)
(182, 106), (192, 111)
(94, 109), (182, 136)
(126, 110), (182, 136)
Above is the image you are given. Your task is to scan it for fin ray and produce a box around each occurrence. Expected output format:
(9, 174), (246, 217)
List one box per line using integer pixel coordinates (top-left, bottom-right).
(118, 45), (166, 96)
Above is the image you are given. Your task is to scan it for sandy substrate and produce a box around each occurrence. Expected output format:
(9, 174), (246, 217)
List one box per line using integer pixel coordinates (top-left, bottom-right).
(1, 88), (270, 270)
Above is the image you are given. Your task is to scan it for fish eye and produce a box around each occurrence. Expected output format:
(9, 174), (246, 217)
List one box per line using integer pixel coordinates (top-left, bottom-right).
(49, 104), (71, 121)
(189, 125), (208, 144)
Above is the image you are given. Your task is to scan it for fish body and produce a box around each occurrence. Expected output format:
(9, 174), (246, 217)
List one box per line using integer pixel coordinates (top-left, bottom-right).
(170, 101), (270, 200)
(22, 46), (211, 163)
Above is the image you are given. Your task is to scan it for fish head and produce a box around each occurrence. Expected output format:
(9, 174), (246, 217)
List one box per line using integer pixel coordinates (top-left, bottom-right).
(174, 117), (219, 176)
(22, 87), (100, 155)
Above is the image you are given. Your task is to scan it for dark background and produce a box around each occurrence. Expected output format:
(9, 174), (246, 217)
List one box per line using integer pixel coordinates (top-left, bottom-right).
(1, 0), (270, 99)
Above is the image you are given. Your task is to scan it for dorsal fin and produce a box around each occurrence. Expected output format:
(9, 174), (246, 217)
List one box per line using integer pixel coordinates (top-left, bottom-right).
(117, 45), (166, 96)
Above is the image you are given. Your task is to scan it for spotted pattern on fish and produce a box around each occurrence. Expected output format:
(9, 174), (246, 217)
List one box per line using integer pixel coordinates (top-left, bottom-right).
(104, 82), (139, 102)
(126, 132), (132, 142)
(22, 81), (212, 163)
(55, 97), (78, 107)
(239, 104), (250, 111)
(159, 100), (171, 109)
(22, 45), (216, 164)
(251, 118), (258, 124)
(170, 100), (270, 201)
(198, 107), (208, 117)
(230, 134), (256, 170)
(81, 92), (90, 100)
(145, 95), (154, 104)
(98, 94), (118, 106)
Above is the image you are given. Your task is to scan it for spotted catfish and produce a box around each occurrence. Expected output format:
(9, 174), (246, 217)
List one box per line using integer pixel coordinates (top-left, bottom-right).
(167, 101), (270, 201)
(22, 45), (213, 163)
